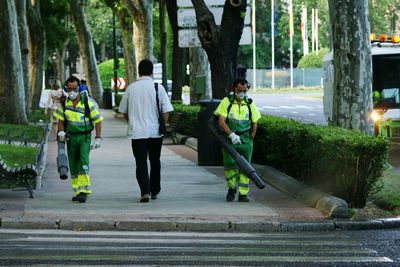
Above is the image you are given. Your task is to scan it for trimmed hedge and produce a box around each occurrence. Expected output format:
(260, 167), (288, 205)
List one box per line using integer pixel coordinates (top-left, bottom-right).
(98, 58), (126, 89)
(172, 103), (389, 208)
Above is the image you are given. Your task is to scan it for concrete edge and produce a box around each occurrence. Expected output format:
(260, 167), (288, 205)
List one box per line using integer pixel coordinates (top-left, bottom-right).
(176, 133), (349, 219)
(2, 217), (400, 232)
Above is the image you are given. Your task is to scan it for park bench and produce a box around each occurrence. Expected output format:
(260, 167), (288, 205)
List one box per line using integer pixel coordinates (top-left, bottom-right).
(164, 112), (183, 144)
(0, 156), (36, 198)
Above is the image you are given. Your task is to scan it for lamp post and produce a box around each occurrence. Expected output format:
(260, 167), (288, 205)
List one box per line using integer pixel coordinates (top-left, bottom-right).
(112, 8), (118, 95)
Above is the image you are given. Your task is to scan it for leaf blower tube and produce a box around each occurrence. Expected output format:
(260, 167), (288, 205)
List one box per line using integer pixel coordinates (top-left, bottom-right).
(208, 116), (265, 189)
(57, 141), (69, 180)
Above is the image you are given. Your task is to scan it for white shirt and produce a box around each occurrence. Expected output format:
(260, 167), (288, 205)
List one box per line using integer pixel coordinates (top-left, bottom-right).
(118, 76), (174, 139)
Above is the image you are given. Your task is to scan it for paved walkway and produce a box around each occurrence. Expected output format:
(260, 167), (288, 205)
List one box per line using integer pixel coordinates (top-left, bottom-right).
(0, 110), (327, 230)
(2, 109), (399, 231)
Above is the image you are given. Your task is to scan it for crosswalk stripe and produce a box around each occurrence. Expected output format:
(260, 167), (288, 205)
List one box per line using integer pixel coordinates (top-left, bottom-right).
(0, 230), (394, 265)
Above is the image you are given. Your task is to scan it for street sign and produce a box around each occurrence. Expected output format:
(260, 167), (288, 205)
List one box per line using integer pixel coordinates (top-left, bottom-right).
(178, 7), (251, 27)
(111, 77), (126, 89)
(177, 0), (225, 7)
(178, 26), (252, 48)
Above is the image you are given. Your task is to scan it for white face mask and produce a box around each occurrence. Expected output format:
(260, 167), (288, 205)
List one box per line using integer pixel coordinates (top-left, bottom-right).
(68, 91), (78, 100)
(236, 92), (246, 100)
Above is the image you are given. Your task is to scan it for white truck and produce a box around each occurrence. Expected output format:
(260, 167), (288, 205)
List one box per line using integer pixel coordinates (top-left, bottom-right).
(322, 38), (400, 138)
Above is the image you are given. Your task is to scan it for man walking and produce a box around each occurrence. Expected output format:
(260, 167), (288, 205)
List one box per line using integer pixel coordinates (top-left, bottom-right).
(53, 76), (103, 203)
(215, 78), (261, 202)
(119, 59), (173, 202)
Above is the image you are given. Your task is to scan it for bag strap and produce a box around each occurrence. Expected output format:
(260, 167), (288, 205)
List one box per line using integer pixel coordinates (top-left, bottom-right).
(155, 83), (162, 118)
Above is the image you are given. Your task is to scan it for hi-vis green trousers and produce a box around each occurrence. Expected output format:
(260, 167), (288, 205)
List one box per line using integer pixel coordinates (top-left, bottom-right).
(222, 132), (253, 195)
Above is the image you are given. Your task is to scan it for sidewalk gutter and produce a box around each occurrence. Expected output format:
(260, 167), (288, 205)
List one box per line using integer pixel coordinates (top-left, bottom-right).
(177, 134), (348, 219)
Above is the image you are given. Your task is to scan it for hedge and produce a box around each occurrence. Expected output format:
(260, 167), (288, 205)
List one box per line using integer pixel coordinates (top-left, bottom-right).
(172, 103), (389, 208)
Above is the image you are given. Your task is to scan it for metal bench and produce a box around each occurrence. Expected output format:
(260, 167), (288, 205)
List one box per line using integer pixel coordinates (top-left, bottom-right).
(0, 156), (36, 198)
(164, 112), (183, 144)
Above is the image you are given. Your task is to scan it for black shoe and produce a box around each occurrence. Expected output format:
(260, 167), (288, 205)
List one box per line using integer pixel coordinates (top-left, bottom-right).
(226, 188), (237, 202)
(238, 194), (250, 202)
(140, 194), (150, 203)
(77, 193), (87, 203)
(72, 195), (79, 201)
(151, 194), (158, 200)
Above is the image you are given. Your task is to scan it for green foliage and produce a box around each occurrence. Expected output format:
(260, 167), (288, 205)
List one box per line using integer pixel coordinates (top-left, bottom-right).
(172, 103), (200, 137)
(27, 109), (50, 123)
(297, 48), (329, 68)
(0, 145), (38, 166)
(369, 169), (400, 213)
(98, 58), (126, 89)
(369, 0), (400, 35)
(253, 116), (389, 208)
(0, 123), (45, 142)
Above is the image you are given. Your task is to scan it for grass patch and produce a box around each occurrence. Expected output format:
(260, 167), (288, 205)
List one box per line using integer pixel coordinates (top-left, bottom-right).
(0, 144), (38, 166)
(0, 123), (44, 141)
(369, 168), (400, 215)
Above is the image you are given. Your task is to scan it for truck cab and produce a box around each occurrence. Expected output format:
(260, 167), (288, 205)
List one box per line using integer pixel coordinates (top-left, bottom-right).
(322, 35), (400, 138)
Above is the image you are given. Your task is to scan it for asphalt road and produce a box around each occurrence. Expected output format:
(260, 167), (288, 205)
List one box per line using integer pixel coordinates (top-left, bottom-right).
(0, 229), (398, 266)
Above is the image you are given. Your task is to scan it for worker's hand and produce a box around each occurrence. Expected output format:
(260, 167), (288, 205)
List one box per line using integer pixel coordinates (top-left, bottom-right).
(57, 131), (66, 142)
(229, 132), (242, 144)
(93, 137), (102, 149)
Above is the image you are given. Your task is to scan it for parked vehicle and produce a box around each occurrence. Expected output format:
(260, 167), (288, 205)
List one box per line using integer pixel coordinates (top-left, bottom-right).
(322, 34), (400, 138)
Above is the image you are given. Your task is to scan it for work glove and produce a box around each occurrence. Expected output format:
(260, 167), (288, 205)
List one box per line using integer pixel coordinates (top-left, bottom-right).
(57, 131), (66, 142)
(93, 137), (102, 149)
(229, 132), (242, 144)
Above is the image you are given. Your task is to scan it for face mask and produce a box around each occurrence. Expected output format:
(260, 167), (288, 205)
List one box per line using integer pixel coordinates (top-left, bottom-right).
(68, 91), (78, 100)
(236, 92), (246, 100)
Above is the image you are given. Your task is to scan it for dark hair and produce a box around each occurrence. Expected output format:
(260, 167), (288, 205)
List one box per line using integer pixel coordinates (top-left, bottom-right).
(233, 78), (250, 90)
(138, 59), (153, 76)
(65, 75), (81, 86)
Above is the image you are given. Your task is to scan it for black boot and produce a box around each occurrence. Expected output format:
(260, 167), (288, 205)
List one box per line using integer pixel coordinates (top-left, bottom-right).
(226, 188), (237, 202)
(238, 194), (250, 202)
(77, 193), (87, 203)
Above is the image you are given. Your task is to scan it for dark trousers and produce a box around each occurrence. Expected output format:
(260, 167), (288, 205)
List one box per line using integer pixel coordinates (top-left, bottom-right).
(131, 137), (163, 197)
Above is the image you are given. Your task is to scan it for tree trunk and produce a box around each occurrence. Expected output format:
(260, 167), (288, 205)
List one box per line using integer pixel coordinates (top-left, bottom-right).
(0, 1), (27, 124)
(116, 10), (136, 84)
(70, 0), (103, 105)
(15, 0), (30, 112)
(189, 47), (211, 104)
(122, 0), (154, 65)
(166, 0), (183, 101)
(27, 0), (46, 111)
(191, 0), (246, 99)
(328, 0), (373, 134)
(55, 41), (69, 82)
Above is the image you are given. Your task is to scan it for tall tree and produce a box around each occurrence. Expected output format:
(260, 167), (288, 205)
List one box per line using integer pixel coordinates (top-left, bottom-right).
(41, 0), (71, 82)
(191, 0), (247, 99)
(166, 0), (183, 101)
(189, 47), (211, 104)
(0, 0), (28, 124)
(15, 0), (30, 111)
(328, 0), (373, 133)
(70, 0), (103, 105)
(27, 0), (46, 110)
(122, 0), (154, 65)
(103, 0), (137, 84)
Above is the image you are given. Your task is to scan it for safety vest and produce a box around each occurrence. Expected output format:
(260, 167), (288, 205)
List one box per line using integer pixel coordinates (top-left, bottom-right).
(53, 93), (102, 134)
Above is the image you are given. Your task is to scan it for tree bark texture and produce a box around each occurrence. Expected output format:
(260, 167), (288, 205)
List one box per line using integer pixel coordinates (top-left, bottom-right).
(122, 0), (154, 66)
(328, 0), (373, 134)
(189, 47), (211, 104)
(116, 10), (136, 84)
(55, 40), (69, 82)
(0, 1), (27, 123)
(27, 0), (46, 111)
(191, 0), (247, 99)
(166, 0), (183, 101)
(70, 0), (103, 105)
(15, 0), (30, 112)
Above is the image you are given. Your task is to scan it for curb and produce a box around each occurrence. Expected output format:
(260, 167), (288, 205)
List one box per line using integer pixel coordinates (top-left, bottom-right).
(2, 217), (400, 232)
(176, 134), (348, 219)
